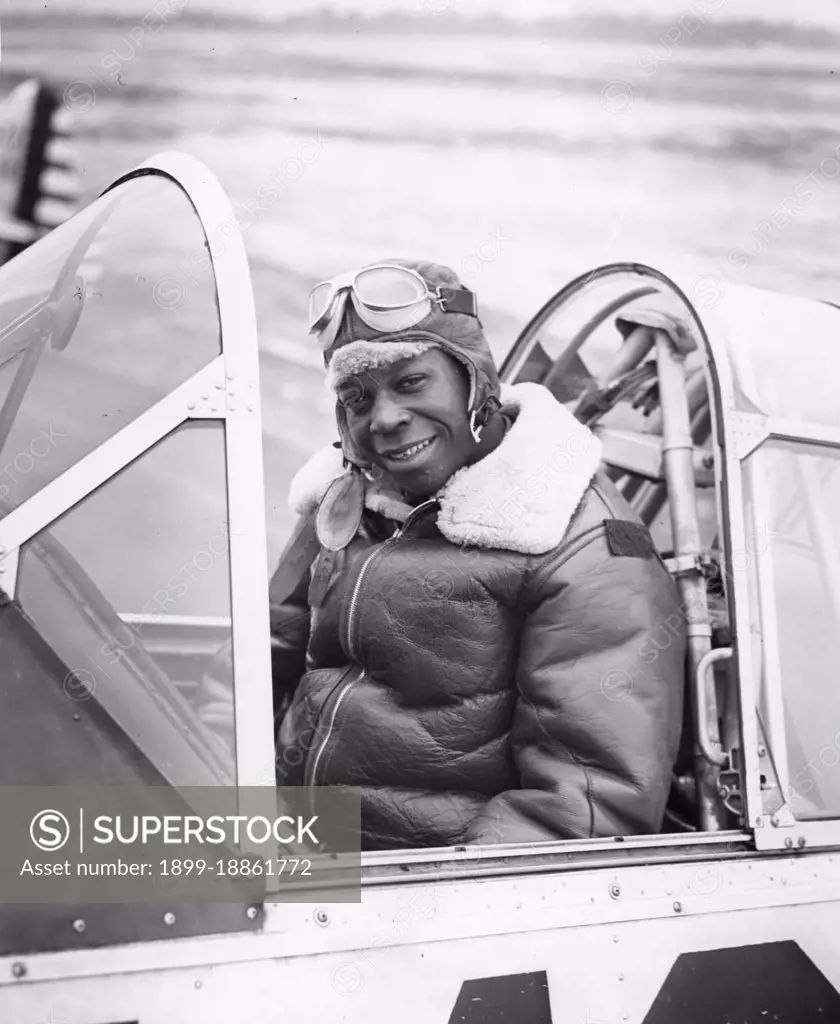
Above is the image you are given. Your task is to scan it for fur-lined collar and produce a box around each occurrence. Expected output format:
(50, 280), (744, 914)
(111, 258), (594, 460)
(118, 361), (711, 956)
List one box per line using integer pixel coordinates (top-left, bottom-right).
(287, 381), (602, 555)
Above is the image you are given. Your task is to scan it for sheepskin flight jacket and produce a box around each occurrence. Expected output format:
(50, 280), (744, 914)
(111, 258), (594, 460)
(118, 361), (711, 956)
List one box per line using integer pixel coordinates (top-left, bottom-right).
(270, 382), (686, 850)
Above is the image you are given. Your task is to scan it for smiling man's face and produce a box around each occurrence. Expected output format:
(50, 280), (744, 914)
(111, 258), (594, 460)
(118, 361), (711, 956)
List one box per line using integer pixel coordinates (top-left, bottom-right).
(338, 348), (478, 501)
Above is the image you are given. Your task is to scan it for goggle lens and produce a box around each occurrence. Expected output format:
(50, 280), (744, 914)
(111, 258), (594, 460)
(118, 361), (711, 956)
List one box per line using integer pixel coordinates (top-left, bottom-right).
(354, 266), (427, 310)
(309, 281), (335, 328)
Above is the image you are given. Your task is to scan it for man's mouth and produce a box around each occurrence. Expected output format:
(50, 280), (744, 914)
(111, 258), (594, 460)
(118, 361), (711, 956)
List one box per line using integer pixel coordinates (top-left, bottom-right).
(380, 437), (437, 463)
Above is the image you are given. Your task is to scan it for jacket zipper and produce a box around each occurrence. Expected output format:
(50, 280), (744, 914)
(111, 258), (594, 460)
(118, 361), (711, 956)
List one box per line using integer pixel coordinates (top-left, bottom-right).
(304, 664), (362, 792)
(305, 499), (438, 800)
(344, 498), (437, 661)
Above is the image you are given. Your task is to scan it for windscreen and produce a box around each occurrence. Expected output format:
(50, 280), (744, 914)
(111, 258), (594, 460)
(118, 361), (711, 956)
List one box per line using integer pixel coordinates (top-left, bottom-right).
(0, 172), (221, 515)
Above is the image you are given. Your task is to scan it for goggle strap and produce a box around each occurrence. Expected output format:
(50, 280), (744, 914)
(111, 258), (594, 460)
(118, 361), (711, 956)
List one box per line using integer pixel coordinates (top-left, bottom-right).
(434, 286), (479, 320)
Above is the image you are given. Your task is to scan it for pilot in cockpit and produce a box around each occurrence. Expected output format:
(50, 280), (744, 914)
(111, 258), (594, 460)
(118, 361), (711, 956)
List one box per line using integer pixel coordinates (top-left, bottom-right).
(205, 259), (686, 850)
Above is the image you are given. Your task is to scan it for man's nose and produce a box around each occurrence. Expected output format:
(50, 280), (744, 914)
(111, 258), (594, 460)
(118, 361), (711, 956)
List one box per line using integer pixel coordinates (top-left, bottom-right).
(369, 393), (410, 435)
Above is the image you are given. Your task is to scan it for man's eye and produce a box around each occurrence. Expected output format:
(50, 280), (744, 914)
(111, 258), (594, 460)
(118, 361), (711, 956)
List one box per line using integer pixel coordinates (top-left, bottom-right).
(399, 375), (426, 389)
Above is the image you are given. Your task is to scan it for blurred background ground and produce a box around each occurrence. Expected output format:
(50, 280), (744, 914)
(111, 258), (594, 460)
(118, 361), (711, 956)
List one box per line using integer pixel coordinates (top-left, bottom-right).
(1, 0), (839, 569)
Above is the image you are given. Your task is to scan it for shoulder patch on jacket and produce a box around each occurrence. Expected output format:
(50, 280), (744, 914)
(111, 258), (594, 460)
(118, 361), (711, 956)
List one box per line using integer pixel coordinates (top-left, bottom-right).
(603, 519), (657, 560)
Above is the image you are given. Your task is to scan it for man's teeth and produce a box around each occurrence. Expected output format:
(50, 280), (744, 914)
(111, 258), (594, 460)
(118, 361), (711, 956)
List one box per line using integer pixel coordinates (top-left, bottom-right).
(389, 438), (434, 461)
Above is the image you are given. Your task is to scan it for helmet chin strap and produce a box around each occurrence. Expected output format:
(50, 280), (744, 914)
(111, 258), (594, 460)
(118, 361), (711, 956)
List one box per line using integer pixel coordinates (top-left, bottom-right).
(470, 393), (502, 444)
(469, 410), (483, 444)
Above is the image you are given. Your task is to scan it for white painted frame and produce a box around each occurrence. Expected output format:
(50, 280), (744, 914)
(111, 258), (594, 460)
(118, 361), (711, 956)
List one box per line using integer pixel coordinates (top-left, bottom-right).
(578, 270), (840, 853)
(694, 284), (840, 850)
(500, 263), (840, 855)
(736, 422), (840, 850)
(0, 152), (275, 798)
(501, 264), (768, 848)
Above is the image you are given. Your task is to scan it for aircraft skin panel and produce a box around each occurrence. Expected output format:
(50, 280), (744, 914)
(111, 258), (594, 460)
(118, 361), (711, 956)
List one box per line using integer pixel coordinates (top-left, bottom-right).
(1, 844), (835, 976)
(3, 857), (840, 1022)
(2, 903), (840, 1023)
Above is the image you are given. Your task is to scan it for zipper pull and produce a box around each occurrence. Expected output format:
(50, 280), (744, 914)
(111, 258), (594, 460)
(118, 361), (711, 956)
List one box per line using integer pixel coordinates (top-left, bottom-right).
(398, 498), (438, 536)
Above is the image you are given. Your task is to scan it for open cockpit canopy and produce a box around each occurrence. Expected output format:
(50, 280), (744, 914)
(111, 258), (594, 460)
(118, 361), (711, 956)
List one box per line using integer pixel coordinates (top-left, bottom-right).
(503, 262), (840, 849)
(0, 155), (273, 798)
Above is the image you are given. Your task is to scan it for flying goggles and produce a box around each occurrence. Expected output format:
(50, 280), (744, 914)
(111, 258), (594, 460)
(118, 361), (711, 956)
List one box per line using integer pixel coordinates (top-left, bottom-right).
(308, 263), (479, 351)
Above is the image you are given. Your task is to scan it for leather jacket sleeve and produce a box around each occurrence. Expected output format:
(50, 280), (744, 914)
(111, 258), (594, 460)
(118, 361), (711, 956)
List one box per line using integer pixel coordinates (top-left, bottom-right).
(464, 526), (685, 844)
(269, 559), (312, 730)
(268, 512), (319, 728)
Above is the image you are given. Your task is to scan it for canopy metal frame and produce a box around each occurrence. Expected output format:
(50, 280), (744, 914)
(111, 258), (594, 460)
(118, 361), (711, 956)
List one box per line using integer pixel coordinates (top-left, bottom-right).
(498, 262), (840, 853)
(0, 153), (275, 800)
